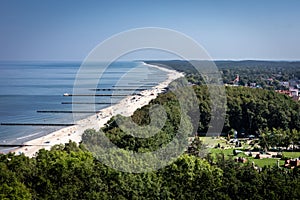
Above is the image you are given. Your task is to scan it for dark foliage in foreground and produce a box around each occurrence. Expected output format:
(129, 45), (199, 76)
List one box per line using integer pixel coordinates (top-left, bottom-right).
(0, 142), (300, 200)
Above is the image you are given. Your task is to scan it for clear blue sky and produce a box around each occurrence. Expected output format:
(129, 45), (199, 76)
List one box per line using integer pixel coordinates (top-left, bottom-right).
(0, 0), (300, 61)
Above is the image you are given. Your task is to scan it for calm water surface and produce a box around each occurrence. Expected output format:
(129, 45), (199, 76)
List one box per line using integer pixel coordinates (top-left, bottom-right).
(0, 61), (167, 147)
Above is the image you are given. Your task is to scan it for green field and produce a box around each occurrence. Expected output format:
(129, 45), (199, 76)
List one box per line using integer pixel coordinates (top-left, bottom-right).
(201, 136), (234, 148)
(248, 158), (284, 168)
(203, 136), (300, 168)
(209, 148), (234, 157)
(282, 152), (300, 159)
(209, 148), (284, 168)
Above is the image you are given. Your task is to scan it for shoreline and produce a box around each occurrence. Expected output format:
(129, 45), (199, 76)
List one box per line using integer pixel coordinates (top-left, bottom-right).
(11, 62), (184, 157)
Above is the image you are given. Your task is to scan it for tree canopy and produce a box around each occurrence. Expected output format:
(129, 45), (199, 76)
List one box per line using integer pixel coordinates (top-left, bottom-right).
(0, 141), (300, 199)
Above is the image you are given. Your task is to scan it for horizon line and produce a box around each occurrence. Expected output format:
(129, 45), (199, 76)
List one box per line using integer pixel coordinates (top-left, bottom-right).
(1, 58), (300, 62)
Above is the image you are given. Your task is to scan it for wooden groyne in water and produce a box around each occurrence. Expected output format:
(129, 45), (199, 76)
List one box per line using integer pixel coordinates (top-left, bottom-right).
(61, 102), (117, 105)
(37, 110), (100, 114)
(128, 83), (157, 86)
(89, 88), (146, 91)
(112, 85), (150, 88)
(0, 144), (50, 148)
(63, 94), (129, 97)
(0, 123), (76, 126)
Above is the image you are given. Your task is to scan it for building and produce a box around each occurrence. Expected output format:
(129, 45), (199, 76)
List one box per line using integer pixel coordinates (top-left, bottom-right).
(275, 88), (300, 101)
(276, 90), (291, 96)
(279, 81), (289, 88)
(289, 88), (299, 97)
(249, 83), (256, 88)
(292, 96), (300, 101)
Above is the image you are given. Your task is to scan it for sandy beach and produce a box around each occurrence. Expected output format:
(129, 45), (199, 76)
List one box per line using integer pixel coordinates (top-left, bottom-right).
(12, 63), (184, 157)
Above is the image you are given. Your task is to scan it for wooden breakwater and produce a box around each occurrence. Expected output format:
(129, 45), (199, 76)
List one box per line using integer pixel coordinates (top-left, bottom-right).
(61, 102), (117, 105)
(0, 123), (76, 126)
(37, 110), (100, 114)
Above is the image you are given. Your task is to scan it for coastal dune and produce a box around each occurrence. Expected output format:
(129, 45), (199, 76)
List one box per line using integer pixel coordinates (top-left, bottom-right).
(12, 64), (184, 157)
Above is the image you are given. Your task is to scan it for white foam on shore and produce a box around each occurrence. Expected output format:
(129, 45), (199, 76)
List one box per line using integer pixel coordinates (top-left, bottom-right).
(12, 63), (184, 157)
(16, 131), (44, 140)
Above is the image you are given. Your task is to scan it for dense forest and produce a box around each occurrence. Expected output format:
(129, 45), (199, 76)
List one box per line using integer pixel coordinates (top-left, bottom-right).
(1, 60), (300, 199)
(1, 141), (300, 200)
(146, 60), (300, 89)
(93, 84), (300, 151)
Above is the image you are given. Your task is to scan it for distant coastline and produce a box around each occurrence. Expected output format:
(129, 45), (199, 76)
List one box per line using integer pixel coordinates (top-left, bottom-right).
(10, 62), (184, 157)
(0, 61), (165, 148)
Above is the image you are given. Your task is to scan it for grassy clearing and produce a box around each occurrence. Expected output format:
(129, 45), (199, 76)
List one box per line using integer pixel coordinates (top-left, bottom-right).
(210, 148), (284, 168)
(200, 136), (233, 149)
(247, 158), (284, 168)
(209, 148), (237, 161)
(204, 136), (299, 168)
(209, 148), (234, 157)
(282, 151), (300, 159)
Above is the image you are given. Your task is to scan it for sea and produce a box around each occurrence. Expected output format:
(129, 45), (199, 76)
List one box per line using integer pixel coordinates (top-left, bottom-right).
(0, 61), (168, 151)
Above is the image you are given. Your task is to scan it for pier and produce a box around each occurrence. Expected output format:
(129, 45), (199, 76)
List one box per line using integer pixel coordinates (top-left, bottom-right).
(89, 88), (146, 91)
(63, 94), (129, 97)
(0, 144), (50, 148)
(37, 110), (100, 114)
(128, 82), (157, 86)
(0, 123), (76, 126)
(112, 85), (152, 88)
(61, 102), (117, 105)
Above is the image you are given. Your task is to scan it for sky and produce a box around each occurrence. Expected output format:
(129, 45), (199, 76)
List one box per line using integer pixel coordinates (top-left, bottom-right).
(0, 0), (300, 61)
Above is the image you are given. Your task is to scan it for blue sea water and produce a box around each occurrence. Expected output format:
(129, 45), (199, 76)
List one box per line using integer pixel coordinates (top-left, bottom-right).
(0, 61), (168, 147)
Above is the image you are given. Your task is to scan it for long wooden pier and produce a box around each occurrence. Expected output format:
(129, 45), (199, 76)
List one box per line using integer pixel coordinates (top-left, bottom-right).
(37, 110), (100, 114)
(112, 85), (150, 87)
(0, 144), (50, 148)
(89, 88), (145, 91)
(0, 123), (76, 126)
(128, 83), (157, 86)
(63, 94), (129, 97)
(61, 102), (117, 105)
